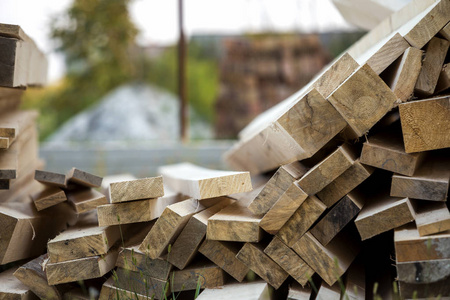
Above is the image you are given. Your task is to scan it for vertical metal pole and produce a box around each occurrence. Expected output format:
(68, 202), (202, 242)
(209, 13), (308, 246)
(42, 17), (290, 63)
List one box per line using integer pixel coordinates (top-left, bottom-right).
(178, 0), (188, 142)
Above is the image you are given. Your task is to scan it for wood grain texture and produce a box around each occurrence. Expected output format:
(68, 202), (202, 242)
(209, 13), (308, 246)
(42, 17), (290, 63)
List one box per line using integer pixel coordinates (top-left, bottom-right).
(236, 242), (289, 289)
(355, 195), (415, 240)
(260, 182), (308, 234)
(316, 283), (341, 300)
(99, 276), (156, 300)
(413, 201), (450, 236)
(0, 268), (38, 300)
(196, 282), (271, 300)
(316, 160), (373, 208)
(287, 282), (312, 300)
(198, 239), (249, 282)
(396, 258), (450, 284)
(264, 236), (314, 286)
(13, 254), (68, 300)
(399, 96), (450, 153)
(310, 193), (363, 246)
(66, 168), (102, 188)
(34, 170), (66, 188)
(328, 64), (398, 137)
(276, 196), (327, 247)
(436, 63), (450, 93)
(248, 161), (307, 215)
(291, 232), (359, 286)
(297, 144), (355, 196)
(30, 184), (67, 211)
(414, 37), (449, 96)
(113, 267), (167, 299)
(109, 176), (164, 203)
(66, 188), (107, 213)
(171, 261), (225, 292)
(159, 162), (252, 199)
(440, 21), (450, 40)
(168, 197), (234, 269)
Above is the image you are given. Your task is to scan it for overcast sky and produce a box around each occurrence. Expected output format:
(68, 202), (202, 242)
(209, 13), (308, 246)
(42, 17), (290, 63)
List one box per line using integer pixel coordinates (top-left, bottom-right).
(1, 0), (355, 83)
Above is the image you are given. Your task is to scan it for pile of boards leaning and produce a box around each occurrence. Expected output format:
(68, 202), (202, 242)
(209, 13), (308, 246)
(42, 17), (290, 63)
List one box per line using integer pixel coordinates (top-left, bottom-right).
(0, 0), (450, 299)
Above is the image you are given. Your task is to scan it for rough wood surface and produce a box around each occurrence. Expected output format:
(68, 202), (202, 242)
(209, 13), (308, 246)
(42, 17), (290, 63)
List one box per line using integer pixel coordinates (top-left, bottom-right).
(414, 37), (449, 96)
(413, 200), (450, 236)
(198, 239), (249, 282)
(440, 21), (450, 40)
(171, 261), (225, 292)
(159, 162), (252, 199)
(395, 224), (450, 262)
(328, 64), (398, 137)
(99, 276), (154, 300)
(34, 170), (66, 188)
(397, 258), (450, 284)
(399, 96), (450, 153)
(113, 267), (167, 299)
(66, 168), (102, 188)
(30, 183), (67, 211)
(287, 282), (312, 300)
(0, 267), (38, 300)
(248, 161), (307, 215)
(297, 144), (355, 195)
(259, 182), (308, 234)
(264, 236), (314, 286)
(196, 282), (271, 300)
(66, 188), (107, 213)
(291, 232), (359, 286)
(436, 63), (450, 93)
(310, 192), (364, 246)
(277, 195), (326, 247)
(236, 242), (289, 289)
(109, 176), (164, 203)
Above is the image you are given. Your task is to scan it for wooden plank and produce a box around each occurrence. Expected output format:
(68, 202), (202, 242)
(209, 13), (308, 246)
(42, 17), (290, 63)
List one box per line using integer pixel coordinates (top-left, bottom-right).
(291, 231), (359, 286)
(414, 37), (449, 96)
(196, 282), (271, 300)
(259, 182), (308, 234)
(236, 242), (289, 289)
(113, 267), (168, 299)
(206, 198), (263, 243)
(171, 261), (225, 292)
(30, 183), (67, 211)
(440, 21), (450, 40)
(390, 154), (450, 201)
(395, 224), (450, 262)
(248, 161), (307, 215)
(397, 258), (450, 284)
(316, 283), (341, 300)
(168, 197), (234, 269)
(287, 282), (312, 300)
(316, 160), (373, 208)
(66, 188), (107, 213)
(0, 137), (9, 149)
(109, 176), (164, 203)
(34, 170), (66, 188)
(99, 276), (158, 300)
(0, 110), (38, 144)
(159, 162), (252, 199)
(97, 191), (184, 226)
(310, 192), (364, 246)
(139, 198), (221, 259)
(297, 144), (356, 196)
(0, 267), (38, 300)
(436, 63), (450, 93)
(398, 279), (450, 299)
(399, 96), (450, 153)
(66, 168), (102, 188)
(264, 236), (314, 286)
(276, 195), (326, 247)
(360, 131), (423, 176)
(413, 200), (450, 236)
(355, 195), (415, 241)
(13, 254), (69, 300)
(329, 64), (398, 137)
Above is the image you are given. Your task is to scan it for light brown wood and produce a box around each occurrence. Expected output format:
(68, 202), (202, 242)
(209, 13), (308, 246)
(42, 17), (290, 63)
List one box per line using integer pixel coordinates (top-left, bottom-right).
(109, 176), (164, 203)
(259, 182), (308, 234)
(291, 231), (359, 286)
(168, 197), (234, 269)
(287, 282), (312, 300)
(316, 160), (373, 208)
(113, 267), (168, 299)
(34, 170), (66, 188)
(248, 161), (307, 215)
(0, 267), (38, 300)
(30, 183), (67, 211)
(310, 192), (364, 246)
(412, 200), (450, 236)
(276, 195), (326, 247)
(99, 276), (158, 300)
(159, 162), (252, 199)
(66, 168), (102, 188)
(171, 261), (225, 292)
(297, 144), (355, 195)
(13, 254), (69, 300)
(198, 239), (249, 282)
(66, 188), (107, 213)
(316, 282), (341, 300)
(414, 37), (449, 96)
(399, 96), (450, 153)
(436, 63), (450, 93)
(196, 281), (271, 300)
(236, 242), (289, 289)
(264, 236), (314, 286)
(440, 21), (450, 40)
(0, 137), (9, 149)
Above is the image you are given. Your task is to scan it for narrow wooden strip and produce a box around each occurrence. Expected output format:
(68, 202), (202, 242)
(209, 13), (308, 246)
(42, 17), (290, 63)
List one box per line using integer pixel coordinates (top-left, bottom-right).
(66, 188), (107, 213)
(397, 258), (450, 284)
(109, 176), (164, 203)
(0, 137), (9, 149)
(440, 21), (450, 40)
(196, 282), (271, 300)
(413, 201), (450, 236)
(66, 168), (102, 188)
(113, 267), (167, 299)
(34, 170), (66, 188)
(171, 261), (225, 292)
(30, 184), (67, 211)
(99, 276), (157, 300)
(436, 63), (450, 93)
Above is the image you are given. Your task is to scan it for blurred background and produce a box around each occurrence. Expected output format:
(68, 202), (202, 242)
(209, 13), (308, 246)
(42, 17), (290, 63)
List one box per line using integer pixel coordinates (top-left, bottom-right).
(1, 0), (401, 176)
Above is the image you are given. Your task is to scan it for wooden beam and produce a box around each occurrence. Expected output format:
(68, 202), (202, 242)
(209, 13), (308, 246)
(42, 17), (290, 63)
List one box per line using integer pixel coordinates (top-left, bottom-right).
(109, 176), (164, 203)
(248, 161), (307, 215)
(171, 261), (225, 292)
(34, 170), (66, 188)
(264, 236), (314, 286)
(30, 183), (67, 211)
(397, 258), (450, 284)
(198, 239), (249, 282)
(316, 160), (373, 208)
(159, 162), (252, 199)
(113, 267), (168, 299)
(414, 37), (449, 96)
(66, 188), (107, 213)
(436, 63), (450, 93)
(439, 21), (450, 40)
(99, 276), (154, 300)
(0, 267), (38, 300)
(196, 282), (271, 300)
(399, 96), (450, 153)
(277, 195), (326, 247)
(287, 282), (312, 300)
(168, 197), (233, 269)
(236, 242), (289, 289)
(66, 168), (102, 188)
(413, 200), (450, 236)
